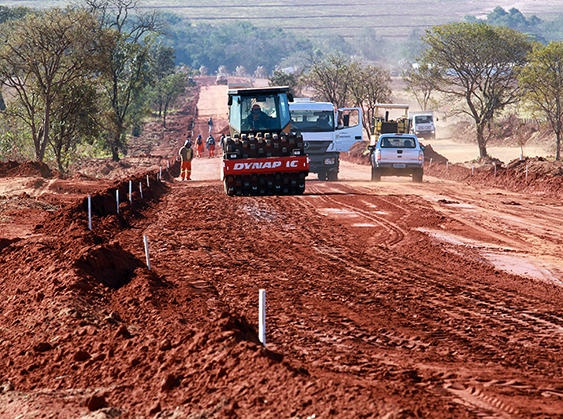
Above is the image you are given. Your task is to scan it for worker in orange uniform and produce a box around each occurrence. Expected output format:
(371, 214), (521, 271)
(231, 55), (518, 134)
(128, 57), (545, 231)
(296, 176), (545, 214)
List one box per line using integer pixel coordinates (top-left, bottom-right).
(179, 139), (193, 181)
(195, 134), (204, 158)
(206, 135), (216, 157)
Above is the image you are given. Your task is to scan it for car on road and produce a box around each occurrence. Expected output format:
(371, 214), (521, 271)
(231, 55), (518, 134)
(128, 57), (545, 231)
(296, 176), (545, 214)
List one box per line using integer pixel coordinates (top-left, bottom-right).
(369, 133), (424, 182)
(216, 74), (228, 85)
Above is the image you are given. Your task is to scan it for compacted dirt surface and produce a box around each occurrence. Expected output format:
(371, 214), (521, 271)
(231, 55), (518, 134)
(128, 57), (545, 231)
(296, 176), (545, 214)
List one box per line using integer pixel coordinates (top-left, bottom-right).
(1, 79), (562, 418)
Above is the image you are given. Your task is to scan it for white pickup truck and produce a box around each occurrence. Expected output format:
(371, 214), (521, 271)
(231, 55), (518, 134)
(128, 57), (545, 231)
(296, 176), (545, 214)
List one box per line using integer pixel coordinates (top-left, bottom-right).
(369, 133), (424, 182)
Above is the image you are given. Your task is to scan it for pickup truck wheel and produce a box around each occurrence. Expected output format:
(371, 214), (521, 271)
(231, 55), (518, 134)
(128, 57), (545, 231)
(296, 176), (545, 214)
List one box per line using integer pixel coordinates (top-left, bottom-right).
(327, 170), (338, 181)
(371, 166), (381, 182)
(412, 169), (423, 183)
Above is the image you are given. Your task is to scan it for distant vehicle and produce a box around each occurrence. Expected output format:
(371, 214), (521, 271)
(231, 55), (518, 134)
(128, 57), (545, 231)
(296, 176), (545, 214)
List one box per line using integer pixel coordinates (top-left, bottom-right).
(369, 103), (411, 142)
(290, 99), (363, 181)
(409, 111), (435, 140)
(216, 74), (228, 85)
(368, 133), (424, 182)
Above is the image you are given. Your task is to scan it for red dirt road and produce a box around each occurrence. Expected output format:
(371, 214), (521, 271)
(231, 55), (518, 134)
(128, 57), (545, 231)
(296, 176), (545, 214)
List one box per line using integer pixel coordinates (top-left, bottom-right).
(0, 81), (562, 418)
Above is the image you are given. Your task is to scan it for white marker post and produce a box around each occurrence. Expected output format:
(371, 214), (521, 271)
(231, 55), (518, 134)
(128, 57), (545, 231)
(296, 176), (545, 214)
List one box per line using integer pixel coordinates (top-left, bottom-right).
(143, 234), (151, 270)
(471, 166), (474, 176)
(128, 180), (132, 203)
(159, 166), (162, 181)
(167, 160), (170, 170)
(494, 165), (497, 177)
(258, 289), (266, 346)
(87, 195), (92, 231)
(446, 161), (449, 171)
(429, 158), (433, 168)
(116, 190), (120, 214)
(146, 174), (150, 188)
(139, 182), (143, 199)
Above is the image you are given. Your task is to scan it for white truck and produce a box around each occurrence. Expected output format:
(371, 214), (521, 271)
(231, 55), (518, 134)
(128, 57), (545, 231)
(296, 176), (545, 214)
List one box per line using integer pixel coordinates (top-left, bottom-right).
(289, 99), (363, 181)
(408, 111), (435, 140)
(368, 133), (424, 182)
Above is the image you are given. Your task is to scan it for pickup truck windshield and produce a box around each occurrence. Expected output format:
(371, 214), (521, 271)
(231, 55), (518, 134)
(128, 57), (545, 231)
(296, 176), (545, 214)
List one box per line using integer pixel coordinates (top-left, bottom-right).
(415, 115), (433, 124)
(379, 137), (417, 148)
(290, 110), (334, 132)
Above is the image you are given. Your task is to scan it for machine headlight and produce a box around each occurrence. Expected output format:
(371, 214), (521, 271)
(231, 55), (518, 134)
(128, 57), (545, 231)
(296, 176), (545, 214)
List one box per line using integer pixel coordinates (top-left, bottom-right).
(324, 157), (336, 165)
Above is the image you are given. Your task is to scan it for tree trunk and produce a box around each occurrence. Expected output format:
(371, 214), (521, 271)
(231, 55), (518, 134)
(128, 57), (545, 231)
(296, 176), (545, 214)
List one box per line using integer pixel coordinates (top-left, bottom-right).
(38, 97), (51, 162)
(556, 131), (561, 161)
(111, 136), (120, 161)
(476, 122), (489, 159)
(163, 100), (169, 128)
(56, 150), (64, 174)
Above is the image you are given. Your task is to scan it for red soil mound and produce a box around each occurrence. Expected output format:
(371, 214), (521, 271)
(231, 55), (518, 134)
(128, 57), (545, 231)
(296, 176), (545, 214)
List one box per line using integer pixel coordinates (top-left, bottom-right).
(0, 161), (54, 178)
(425, 157), (563, 197)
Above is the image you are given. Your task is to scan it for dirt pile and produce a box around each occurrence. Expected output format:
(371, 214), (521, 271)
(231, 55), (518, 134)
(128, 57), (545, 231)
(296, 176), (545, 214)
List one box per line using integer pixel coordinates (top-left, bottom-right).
(0, 160), (54, 178)
(425, 156), (563, 197)
(0, 180), (387, 418)
(343, 140), (563, 197)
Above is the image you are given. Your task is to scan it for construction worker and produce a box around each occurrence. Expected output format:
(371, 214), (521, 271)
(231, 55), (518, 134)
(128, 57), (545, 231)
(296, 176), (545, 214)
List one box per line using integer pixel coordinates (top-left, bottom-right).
(195, 134), (204, 158)
(206, 135), (216, 157)
(208, 116), (213, 135)
(245, 103), (273, 131)
(179, 139), (193, 181)
(219, 133), (226, 149)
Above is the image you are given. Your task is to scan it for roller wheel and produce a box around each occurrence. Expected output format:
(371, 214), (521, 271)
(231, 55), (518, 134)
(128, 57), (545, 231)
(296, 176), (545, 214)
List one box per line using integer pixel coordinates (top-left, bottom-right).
(224, 178), (234, 196)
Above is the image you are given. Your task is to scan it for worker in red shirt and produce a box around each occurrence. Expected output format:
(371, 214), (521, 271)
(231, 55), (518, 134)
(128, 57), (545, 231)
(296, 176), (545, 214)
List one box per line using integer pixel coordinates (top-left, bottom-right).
(206, 135), (216, 157)
(179, 140), (193, 181)
(195, 134), (204, 158)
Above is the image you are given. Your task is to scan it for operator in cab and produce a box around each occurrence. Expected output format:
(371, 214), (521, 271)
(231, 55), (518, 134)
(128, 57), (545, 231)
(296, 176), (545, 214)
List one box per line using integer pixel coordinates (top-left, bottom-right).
(246, 103), (273, 131)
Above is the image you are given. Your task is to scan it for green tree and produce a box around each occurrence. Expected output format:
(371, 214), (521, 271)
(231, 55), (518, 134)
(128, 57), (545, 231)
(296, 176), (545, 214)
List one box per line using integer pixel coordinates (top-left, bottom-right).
(0, 5), (31, 24)
(49, 80), (99, 173)
(84, 0), (159, 161)
(420, 22), (532, 158)
(160, 72), (188, 128)
(304, 55), (353, 109)
(519, 42), (563, 160)
(169, 19), (312, 74)
(0, 8), (104, 162)
(269, 70), (302, 97)
(349, 63), (392, 136)
(403, 64), (439, 111)
(150, 43), (176, 118)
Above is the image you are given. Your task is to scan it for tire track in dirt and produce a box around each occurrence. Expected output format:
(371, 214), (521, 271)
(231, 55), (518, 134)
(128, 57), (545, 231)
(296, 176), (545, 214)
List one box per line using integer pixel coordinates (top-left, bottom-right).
(290, 182), (563, 418)
(306, 183), (407, 247)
